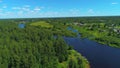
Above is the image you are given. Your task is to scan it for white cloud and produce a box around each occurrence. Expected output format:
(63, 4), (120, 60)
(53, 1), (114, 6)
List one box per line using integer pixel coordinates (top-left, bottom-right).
(17, 11), (23, 14)
(0, 9), (2, 11)
(12, 7), (21, 10)
(12, 7), (30, 12)
(88, 9), (94, 14)
(3, 5), (7, 8)
(12, 6), (43, 13)
(34, 7), (41, 11)
(0, 9), (3, 12)
(22, 7), (30, 11)
(0, 11), (13, 16)
(112, 2), (118, 5)
(24, 5), (30, 8)
(5, 12), (13, 15)
(9, 6), (42, 18)
(0, 6), (84, 18)
(69, 8), (81, 16)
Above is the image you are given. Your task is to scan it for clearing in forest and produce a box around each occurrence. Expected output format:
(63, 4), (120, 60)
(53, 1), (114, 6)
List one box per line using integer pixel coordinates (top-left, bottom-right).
(30, 21), (53, 28)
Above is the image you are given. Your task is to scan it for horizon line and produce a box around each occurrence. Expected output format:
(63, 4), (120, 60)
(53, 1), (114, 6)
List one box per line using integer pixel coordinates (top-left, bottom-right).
(0, 15), (120, 19)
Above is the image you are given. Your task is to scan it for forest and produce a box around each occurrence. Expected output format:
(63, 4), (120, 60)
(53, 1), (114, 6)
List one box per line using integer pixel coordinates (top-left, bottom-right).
(0, 16), (120, 68)
(0, 19), (89, 68)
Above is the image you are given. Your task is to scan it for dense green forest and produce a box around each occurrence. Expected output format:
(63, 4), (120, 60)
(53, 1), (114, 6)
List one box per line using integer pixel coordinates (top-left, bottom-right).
(0, 19), (89, 68)
(0, 16), (119, 68)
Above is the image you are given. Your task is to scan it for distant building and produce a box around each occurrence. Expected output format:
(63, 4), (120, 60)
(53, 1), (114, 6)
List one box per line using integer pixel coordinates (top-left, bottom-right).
(74, 22), (79, 25)
(74, 22), (85, 26)
(113, 29), (118, 32)
(113, 28), (120, 34)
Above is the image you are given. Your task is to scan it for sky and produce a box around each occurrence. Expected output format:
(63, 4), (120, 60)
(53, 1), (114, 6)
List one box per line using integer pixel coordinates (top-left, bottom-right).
(0, 0), (120, 18)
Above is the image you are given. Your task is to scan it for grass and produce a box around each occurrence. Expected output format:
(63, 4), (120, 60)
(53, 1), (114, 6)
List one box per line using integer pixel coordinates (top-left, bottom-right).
(30, 21), (53, 28)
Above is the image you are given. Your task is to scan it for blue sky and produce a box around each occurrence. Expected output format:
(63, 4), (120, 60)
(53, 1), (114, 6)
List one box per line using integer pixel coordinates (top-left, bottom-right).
(0, 0), (120, 18)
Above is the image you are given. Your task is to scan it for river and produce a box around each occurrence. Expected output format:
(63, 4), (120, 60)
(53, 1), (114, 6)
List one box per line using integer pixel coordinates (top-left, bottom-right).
(18, 23), (25, 28)
(64, 27), (120, 68)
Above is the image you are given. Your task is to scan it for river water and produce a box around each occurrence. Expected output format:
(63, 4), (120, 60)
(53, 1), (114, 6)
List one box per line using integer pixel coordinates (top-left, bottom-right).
(18, 23), (25, 28)
(64, 27), (120, 68)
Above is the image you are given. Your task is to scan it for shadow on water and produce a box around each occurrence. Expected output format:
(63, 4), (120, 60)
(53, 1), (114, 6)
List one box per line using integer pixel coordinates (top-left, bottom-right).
(64, 27), (120, 68)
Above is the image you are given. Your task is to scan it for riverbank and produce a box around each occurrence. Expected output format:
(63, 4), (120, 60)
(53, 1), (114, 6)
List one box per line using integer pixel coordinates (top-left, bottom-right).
(58, 50), (90, 68)
(72, 25), (120, 48)
(64, 36), (120, 68)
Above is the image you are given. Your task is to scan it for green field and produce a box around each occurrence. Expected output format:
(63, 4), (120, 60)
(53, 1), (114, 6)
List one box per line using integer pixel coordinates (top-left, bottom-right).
(30, 21), (53, 28)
